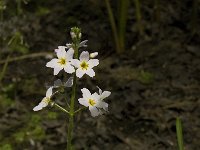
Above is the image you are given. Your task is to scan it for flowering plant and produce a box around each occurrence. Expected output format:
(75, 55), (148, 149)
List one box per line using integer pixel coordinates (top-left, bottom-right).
(33, 27), (111, 149)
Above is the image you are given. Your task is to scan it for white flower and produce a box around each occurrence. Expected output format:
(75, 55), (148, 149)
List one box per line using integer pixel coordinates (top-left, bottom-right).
(46, 46), (75, 75)
(90, 52), (98, 58)
(71, 51), (99, 78)
(78, 88), (108, 117)
(33, 87), (53, 111)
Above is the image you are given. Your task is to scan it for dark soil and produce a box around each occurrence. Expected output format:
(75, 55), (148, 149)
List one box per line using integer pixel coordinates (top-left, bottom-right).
(0, 0), (200, 150)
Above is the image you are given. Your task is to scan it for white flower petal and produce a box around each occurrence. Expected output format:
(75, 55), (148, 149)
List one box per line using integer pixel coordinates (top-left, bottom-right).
(33, 100), (47, 111)
(57, 46), (67, 58)
(53, 66), (63, 75)
(66, 43), (72, 48)
(33, 105), (42, 111)
(39, 101), (48, 107)
(46, 59), (59, 68)
(78, 98), (89, 107)
(81, 88), (91, 99)
(89, 106), (100, 117)
(64, 64), (75, 74)
(91, 92), (100, 100)
(71, 59), (80, 68)
(80, 51), (89, 61)
(86, 69), (95, 77)
(101, 91), (111, 100)
(66, 48), (74, 60)
(76, 68), (85, 78)
(87, 59), (99, 68)
(46, 87), (53, 97)
(55, 48), (59, 53)
(97, 101), (108, 111)
(58, 46), (67, 50)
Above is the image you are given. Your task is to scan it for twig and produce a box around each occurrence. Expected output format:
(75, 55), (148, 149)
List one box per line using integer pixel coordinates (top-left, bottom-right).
(0, 52), (53, 64)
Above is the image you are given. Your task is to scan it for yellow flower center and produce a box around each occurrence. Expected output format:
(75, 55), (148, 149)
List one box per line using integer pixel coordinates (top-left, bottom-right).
(88, 99), (96, 106)
(42, 97), (50, 104)
(80, 61), (89, 70)
(58, 58), (66, 65)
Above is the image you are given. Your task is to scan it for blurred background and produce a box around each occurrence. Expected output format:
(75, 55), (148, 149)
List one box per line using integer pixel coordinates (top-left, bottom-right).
(0, 0), (200, 149)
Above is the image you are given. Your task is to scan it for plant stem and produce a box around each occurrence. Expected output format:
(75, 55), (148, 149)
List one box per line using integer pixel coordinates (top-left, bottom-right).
(67, 74), (76, 150)
(0, 55), (10, 85)
(54, 103), (69, 114)
(16, 0), (22, 15)
(118, 0), (129, 53)
(67, 45), (78, 150)
(134, 0), (143, 36)
(0, 52), (52, 64)
(0, 7), (3, 22)
(105, 0), (121, 54)
(176, 117), (184, 150)
(0, 0), (4, 49)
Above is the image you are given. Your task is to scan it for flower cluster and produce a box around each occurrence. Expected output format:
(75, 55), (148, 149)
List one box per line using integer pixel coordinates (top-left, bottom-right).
(33, 27), (111, 117)
(78, 87), (110, 117)
(46, 47), (99, 78)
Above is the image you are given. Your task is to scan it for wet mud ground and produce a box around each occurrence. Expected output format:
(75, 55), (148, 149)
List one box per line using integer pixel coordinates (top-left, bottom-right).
(0, 0), (200, 149)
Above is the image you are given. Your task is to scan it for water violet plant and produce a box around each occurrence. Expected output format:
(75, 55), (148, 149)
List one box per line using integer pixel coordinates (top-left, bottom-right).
(33, 27), (111, 149)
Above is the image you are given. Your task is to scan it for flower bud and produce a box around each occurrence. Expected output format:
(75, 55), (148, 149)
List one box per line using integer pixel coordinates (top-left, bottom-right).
(70, 31), (76, 39)
(78, 33), (82, 39)
(90, 52), (98, 58)
(70, 27), (81, 41)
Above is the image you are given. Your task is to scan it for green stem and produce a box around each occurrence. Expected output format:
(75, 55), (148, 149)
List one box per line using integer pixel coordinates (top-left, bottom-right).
(0, 55), (10, 85)
(134, 0), (143, 36)
(54, 103), (69, 114)
(0, 52), (51, 64)
(0, 0), (4, 48)
(118, 0), (129, 53)
(105, 0), (121, 54)
(16, 0), (22, 15)
(67, 45), (78, 150)
(0, 8), (3, 22)
(176, 117), (184, 150)
(67, 74), (76, 150)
